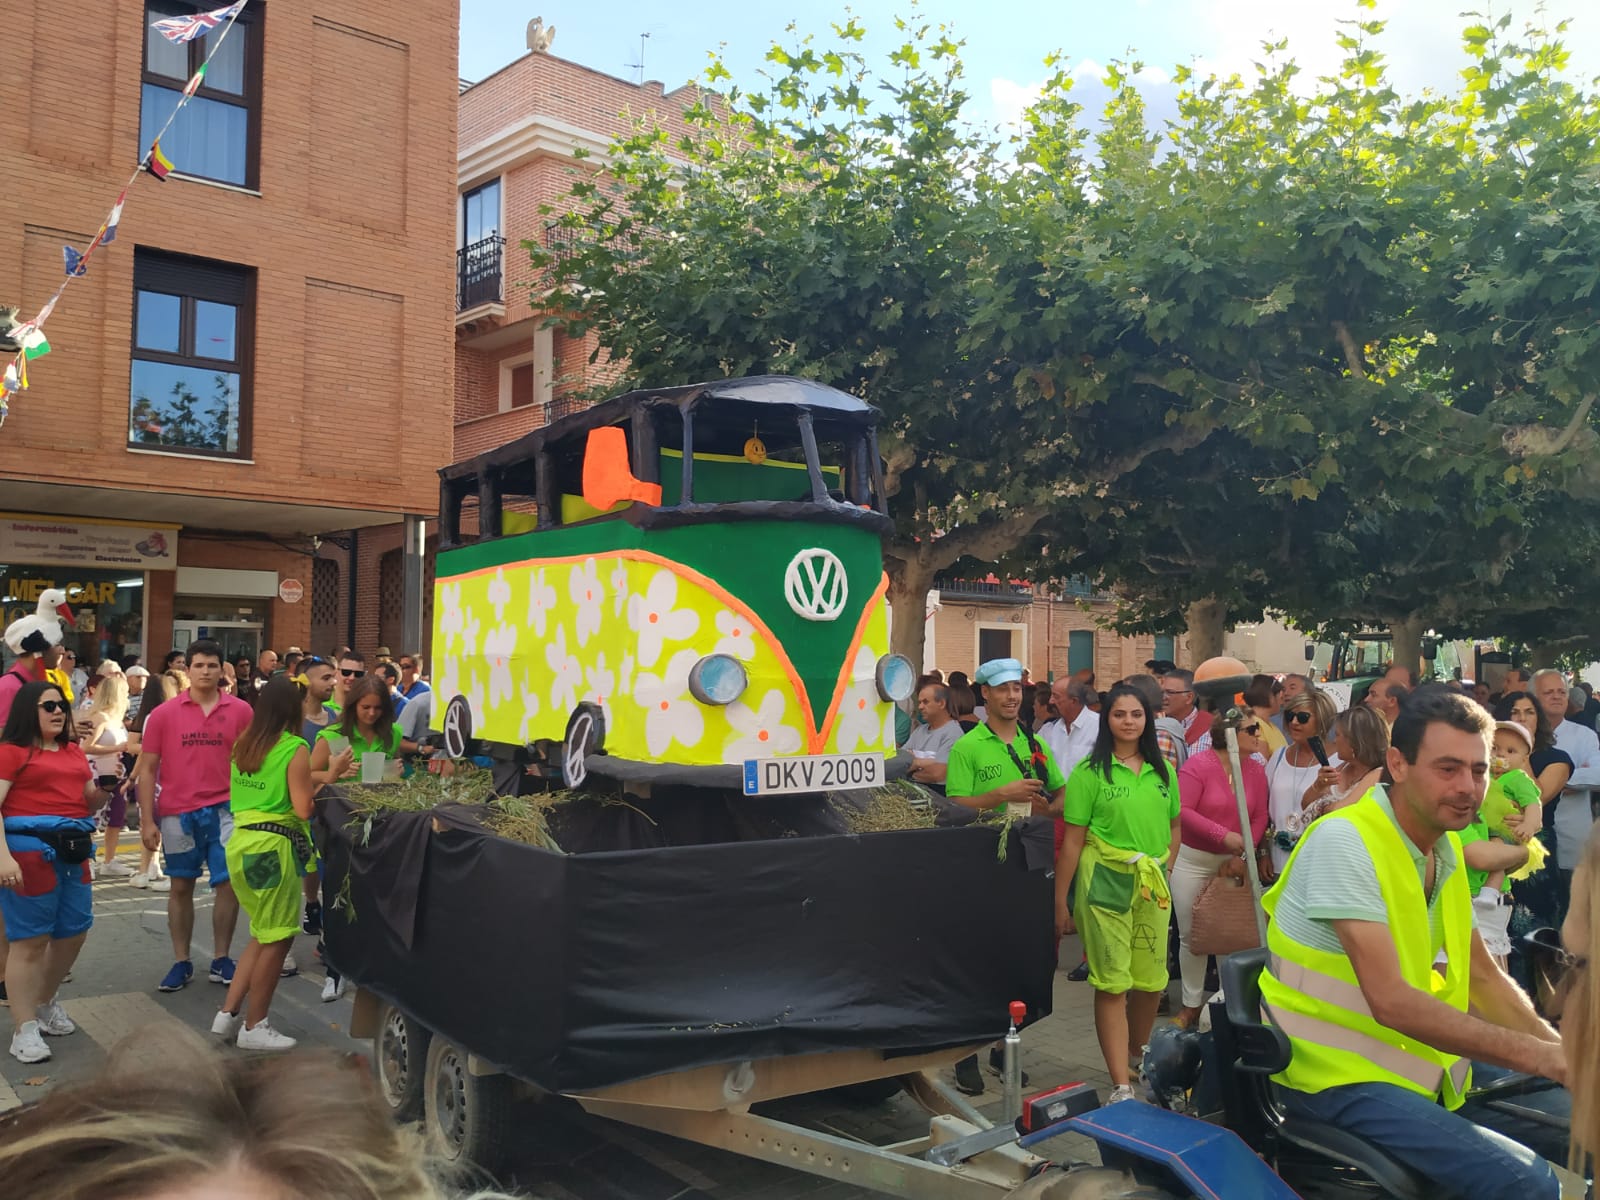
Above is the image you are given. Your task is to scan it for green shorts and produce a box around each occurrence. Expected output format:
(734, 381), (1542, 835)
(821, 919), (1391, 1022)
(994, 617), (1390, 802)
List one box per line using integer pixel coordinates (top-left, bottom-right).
(224, 818), (315, 945)
(1075, 846), (1171, 994)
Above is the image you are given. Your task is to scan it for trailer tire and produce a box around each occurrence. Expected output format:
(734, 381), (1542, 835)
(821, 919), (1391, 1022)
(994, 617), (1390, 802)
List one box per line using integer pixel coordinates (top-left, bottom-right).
(442, 695), (473, 759)
(423, 1035), (514, 1173)
(561, 703), (604, 789)
(373, 1003), (430, 1122)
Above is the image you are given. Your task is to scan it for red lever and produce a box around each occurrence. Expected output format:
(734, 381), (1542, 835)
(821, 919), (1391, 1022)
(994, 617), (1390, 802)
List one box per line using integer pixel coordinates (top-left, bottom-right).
(1009, 1001), (1027, 1025)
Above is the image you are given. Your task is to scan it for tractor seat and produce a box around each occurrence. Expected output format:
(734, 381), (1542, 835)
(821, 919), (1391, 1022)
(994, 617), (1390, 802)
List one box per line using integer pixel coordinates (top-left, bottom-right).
(1219, 948), (1432, 1200)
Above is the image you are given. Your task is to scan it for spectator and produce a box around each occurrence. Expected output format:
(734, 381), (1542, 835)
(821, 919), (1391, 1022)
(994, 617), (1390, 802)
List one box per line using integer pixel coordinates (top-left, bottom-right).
(375, 661), (409, 716)
(397, 684), (435, 751)
(1287, 705), (1390, 836)
(219, 660), (238, 697)
(254, 649), (277, 687)
(124, 669), (180, 892)
(297, 658), (345, 783)
(1569, 687), (1590, 726)
(333, 650), (367, 711)
(905, 683), (962, 789)
(136, 640), (252, 994)
(1386, 664), (1419, 690)
(41, 646), (74, 708)
(1534, 669), (1600, 887)
(1053, 682), (1179, 1104)
(1040, 678), (1100, 780)
(309, 677), (411, 784)
(1365, 678), (1408, 727)
(1264, 688), (1340, 876)
(163, 650), (187, 672)
(212, 678), (315, 1051)
(64, 650), (87, 700)
(1171, 707), (1270, 1028)
(1503, 690), (1579, 989)
(1279, 672), (1310, 706)
(82, 674), (134, 880)
(1162, 669), (1212, 748)
(1124, 674), (1188, 769)
(281, 649), (303, 679)
(946, 680), (980, 731)
(125, 663), (149, 705)
(1577, 681), (1600, 731)
(0, 681), (115, 1064)
(232, 656), (255, 698)
(1243, 674), (1288, 755)
(1474, 681), (1494, 707)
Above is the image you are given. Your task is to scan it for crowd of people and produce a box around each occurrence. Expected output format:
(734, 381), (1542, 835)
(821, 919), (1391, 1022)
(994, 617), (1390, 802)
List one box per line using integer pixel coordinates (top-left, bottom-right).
(0, 630), (434, 1063)
(901, 653), (1600, 1193)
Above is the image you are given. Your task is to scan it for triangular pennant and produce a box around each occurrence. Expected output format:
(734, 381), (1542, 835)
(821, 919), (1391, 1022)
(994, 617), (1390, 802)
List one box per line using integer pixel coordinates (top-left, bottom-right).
(64, 246), (87, 277)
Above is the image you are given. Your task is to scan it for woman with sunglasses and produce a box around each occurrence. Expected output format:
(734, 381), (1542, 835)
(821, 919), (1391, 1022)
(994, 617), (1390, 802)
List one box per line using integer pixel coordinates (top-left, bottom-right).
(1263, 688), (1340, 877)
(0, 681), (118, 1063)
(1285, 705), (1390, 836)
(1169, 708), (1271, 1028)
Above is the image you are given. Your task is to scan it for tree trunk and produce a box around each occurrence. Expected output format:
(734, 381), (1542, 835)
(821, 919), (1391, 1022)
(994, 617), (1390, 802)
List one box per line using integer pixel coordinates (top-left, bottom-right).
(886, 559), (939, 678)
(1389, 615), (1424, 681)
(1184, 597), (1227, 665)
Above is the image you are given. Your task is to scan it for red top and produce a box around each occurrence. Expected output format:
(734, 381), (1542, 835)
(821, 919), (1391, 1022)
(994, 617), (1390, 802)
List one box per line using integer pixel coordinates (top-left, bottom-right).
(0, 741), (92, 818)
(1177, 747), (1269, 854)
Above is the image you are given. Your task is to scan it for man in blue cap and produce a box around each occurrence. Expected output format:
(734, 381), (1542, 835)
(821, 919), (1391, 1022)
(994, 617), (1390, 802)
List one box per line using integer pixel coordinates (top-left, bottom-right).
(945, 657), (1067, 1094)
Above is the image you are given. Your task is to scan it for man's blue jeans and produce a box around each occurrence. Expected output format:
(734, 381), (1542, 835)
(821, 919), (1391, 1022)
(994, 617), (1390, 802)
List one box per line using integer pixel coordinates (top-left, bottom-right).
(1278, 1065), (1567, 1200)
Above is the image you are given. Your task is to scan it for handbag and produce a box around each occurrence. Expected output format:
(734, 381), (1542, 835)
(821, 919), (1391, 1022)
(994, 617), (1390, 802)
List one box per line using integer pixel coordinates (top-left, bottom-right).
(1190, 872), (1262, 956)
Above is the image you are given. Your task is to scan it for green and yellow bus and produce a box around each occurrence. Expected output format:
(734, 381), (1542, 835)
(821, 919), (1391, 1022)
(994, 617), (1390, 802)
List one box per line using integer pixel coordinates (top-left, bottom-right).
(429, 376), (915, 792)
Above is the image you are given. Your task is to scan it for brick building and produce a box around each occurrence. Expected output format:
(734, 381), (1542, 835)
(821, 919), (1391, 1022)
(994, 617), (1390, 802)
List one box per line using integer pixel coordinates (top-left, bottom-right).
(0, 1), (456, 672)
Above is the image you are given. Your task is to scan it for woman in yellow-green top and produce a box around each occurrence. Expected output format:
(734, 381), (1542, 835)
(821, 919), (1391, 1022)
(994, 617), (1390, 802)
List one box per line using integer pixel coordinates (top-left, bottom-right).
(1054, 682), (1181, 1104)
(308, 676), (415, 783)
(214, 676), (314, 1052)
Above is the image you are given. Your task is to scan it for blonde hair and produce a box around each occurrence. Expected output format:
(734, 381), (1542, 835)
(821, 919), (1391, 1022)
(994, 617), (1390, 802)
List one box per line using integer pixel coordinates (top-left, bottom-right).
(160, 669), (189, 700)
(0, 1027), (510, 1199)
(1566, 826), (1600, 1172)
(85, 672), (129, 728)
(1283, 688), (1338, 737)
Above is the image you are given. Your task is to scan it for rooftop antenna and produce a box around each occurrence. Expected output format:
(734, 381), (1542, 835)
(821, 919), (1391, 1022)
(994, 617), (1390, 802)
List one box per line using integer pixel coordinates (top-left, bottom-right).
(625, 31), (650, 84)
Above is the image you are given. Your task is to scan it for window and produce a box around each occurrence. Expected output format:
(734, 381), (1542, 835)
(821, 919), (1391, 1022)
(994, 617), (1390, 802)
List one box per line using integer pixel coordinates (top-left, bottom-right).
(1154, 635), (1175, 663)
(129, 250), (255, 457)
(461, 180), (501, 246)
(1068, 630), (1095, 674)
(141, 1), (261, 188)
(509, 364), (535, 409)
(977, 628), (1015, 665)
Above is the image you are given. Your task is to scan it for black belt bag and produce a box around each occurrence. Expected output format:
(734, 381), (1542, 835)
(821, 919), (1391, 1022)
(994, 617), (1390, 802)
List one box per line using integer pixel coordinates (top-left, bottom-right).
(32, 828), (95, 864)
(244, 820), (316, 873)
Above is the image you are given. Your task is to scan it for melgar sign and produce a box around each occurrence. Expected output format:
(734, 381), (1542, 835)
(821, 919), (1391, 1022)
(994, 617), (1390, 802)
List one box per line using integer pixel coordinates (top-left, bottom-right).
(0, 513), (178, 571)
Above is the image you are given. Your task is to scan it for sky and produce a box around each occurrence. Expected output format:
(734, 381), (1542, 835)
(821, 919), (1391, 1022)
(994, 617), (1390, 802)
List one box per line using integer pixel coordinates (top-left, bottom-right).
(460, 0), (1600, 132)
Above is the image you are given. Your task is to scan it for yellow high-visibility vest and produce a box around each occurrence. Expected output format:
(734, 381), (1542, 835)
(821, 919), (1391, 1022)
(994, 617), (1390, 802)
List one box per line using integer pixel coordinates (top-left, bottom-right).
(1260, 794), (1473, 1109)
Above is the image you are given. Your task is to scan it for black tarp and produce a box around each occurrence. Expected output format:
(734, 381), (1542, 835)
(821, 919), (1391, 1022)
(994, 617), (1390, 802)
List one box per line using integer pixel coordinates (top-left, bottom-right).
(320, 791), (1056, 1094)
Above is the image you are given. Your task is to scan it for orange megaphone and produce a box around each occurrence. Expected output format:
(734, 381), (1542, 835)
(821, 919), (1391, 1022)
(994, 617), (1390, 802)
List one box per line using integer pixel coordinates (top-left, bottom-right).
(582, 426), (663, 512)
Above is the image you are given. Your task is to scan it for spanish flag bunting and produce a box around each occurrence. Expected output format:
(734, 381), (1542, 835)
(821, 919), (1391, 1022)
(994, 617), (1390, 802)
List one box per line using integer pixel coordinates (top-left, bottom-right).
(146, 141), (174, 181)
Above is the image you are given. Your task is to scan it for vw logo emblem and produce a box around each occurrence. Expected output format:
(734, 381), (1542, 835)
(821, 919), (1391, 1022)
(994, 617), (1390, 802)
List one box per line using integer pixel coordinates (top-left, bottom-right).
(784, 548), (848, 622)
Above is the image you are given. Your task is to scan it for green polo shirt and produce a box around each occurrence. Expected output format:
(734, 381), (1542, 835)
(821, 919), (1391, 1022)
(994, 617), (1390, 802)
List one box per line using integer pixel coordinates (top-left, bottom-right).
(945, 721), (1067, 801)
(1061, 757), (1179, 856)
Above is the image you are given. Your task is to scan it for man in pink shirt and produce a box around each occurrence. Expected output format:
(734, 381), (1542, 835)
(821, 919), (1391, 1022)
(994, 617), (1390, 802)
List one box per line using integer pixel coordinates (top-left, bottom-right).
(135, 640), (253, 993)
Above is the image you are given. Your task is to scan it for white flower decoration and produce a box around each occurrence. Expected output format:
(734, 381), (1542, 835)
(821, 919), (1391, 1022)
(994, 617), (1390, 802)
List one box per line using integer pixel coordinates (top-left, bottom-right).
(486, 568), (512, 623)
(439, 583), (464, 649)
(484, 623), (517, 708)
(724, 690), (803, 763)
(526, 568), (557, 637)
(518, 671), (542, 743)
(634, 649), (705, 757)
(583, 652), (617, 722)
(463, 675), (487, 731)
(609, 559), (631, 617)
(435, 656), (460, 708)
(545, 624), (582, 714)
(627, 572), (700, 668)
(460, 610), (482, 660)
(617, 650), (635, 697)
(713, 609), (757, 662)
(834, 645), (883, 752)
(569, 557), (604, 647)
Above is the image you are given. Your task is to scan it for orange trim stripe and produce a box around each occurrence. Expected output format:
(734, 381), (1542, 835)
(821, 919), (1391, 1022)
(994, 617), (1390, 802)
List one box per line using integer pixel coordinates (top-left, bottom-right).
(440, 550), (819, 738)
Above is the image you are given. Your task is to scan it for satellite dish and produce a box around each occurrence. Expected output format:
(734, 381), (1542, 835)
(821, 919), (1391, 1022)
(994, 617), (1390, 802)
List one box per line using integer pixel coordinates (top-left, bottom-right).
(526, 16), (557, 53)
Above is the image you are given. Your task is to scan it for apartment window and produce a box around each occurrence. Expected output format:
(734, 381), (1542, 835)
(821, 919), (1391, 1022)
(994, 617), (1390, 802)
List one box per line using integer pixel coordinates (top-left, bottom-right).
(129, 250), (255, 458)
(140, 1), (261, 188)
(461, 179), (501, 245)
(1067, 630), (1095, 674)
(509, 364), (535, 408)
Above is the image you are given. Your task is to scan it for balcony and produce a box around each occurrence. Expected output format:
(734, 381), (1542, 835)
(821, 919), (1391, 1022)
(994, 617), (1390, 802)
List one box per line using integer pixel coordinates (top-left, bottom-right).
(934, 575), (1034, 605)
(457, 235), (505, 314)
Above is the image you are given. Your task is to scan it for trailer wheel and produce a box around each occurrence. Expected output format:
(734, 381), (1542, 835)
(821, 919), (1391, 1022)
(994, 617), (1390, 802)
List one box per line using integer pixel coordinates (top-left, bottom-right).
(373, 1003), (430, 1122)
(561, 704), (604, 788)
(442, 695), (473, 759)
(423, 1035), (513, 1172)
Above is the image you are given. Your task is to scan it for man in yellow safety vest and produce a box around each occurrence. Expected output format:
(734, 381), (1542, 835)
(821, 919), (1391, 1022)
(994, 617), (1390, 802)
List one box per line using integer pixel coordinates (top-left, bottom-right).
(1260, 687), (1567, 1200)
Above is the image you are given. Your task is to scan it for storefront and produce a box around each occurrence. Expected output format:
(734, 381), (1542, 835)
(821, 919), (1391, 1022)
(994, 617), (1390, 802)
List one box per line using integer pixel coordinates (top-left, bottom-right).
(0, 512), (179, 673)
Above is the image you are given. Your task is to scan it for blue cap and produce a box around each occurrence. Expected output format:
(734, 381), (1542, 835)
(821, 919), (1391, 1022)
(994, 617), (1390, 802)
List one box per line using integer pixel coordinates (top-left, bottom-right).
(974, 657), (1024, 688)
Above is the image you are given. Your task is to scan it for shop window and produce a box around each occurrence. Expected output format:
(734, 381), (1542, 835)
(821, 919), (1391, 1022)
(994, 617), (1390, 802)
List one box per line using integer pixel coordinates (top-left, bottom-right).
(141, 1), (261, 188)
(129, 250), (255, 458)
(1, 568), (145, 673)
(1068, 630), (1095, 674)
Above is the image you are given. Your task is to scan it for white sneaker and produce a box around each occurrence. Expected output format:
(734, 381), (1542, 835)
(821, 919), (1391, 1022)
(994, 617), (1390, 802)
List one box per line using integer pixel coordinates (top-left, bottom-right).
(211, 1010), (242, 1040)
(35, 999), (76, 1036)
(150, 875), (172, 892)
(320, 974), (346, 1003)
(236, 1020), (297, 1051)
(1107, 1084), (1138, 1104)
(10, 1021), (50, 1063)
(280, 953), (298, 977)
(100, 859), (135, 878)
(130, 871), (151, 888)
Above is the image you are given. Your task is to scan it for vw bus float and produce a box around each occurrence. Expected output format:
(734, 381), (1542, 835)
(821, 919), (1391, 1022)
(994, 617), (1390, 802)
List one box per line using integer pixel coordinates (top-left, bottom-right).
(429, 376), (916, 794)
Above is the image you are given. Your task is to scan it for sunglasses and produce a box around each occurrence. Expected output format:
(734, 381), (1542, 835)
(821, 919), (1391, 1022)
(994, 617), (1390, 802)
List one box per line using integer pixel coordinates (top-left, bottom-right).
(340, 669), (366, 679)
(1286, 711), (1313, 725)
(38, 700), (69, 714)
(400, 661), (417, 670)
(1242, 723), (1261, 736)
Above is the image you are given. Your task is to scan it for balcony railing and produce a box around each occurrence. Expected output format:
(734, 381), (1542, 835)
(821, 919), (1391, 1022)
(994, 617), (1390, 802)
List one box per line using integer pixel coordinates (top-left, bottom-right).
(935, 576), (1035, 604)
(546, 394), (591, 424)
(457, 235), (505, 311)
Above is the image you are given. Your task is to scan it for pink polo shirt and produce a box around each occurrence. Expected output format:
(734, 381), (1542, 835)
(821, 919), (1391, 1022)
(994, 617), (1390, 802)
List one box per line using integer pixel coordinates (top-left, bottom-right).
(141, 689), (253, 817)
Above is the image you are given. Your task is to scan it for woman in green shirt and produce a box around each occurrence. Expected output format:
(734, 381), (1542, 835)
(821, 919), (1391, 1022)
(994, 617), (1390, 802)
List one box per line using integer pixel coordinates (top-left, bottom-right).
(1054, 682), (1181, 1104)
(212, 677), (313, 1052)
(308, 676), (413, 783)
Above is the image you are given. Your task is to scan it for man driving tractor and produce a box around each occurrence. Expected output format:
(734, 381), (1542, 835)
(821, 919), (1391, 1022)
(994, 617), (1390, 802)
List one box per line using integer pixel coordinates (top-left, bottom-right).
(1260, 687), (1569, 1200)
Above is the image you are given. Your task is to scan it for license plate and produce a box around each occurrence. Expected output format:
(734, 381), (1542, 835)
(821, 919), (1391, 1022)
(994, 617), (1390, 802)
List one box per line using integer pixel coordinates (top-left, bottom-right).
(742, 752), (884, 796)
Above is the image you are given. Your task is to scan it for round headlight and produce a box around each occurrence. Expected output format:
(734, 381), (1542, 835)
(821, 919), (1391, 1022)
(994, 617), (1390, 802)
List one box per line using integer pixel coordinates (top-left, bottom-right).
(689, 654), (749, 706)
(876, 654), (917, 703)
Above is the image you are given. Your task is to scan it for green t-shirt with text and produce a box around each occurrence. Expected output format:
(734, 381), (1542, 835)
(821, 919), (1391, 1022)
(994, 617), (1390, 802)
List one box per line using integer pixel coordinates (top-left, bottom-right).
(230, 733), (307, 817)
(945, 722), (1067, 800)
(1061, 757), (1179, 856)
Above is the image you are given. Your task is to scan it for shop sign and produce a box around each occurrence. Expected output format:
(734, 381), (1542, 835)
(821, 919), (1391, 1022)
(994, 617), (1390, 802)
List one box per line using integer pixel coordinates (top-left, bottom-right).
(0, 513), (177, 570)
(278, 578), (305, 604)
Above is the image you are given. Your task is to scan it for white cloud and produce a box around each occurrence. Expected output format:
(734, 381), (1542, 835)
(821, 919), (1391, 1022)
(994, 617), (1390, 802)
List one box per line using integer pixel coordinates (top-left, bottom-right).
(990, 76), (1043, 131)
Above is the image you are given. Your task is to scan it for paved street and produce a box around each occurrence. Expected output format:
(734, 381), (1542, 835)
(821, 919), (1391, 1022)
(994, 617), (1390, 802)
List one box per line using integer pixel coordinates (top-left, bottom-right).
(3, 853), (1109, 1198)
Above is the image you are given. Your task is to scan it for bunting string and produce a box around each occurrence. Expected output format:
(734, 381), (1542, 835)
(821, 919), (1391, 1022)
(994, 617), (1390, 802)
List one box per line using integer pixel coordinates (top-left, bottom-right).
(0, 0), (250, 426)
